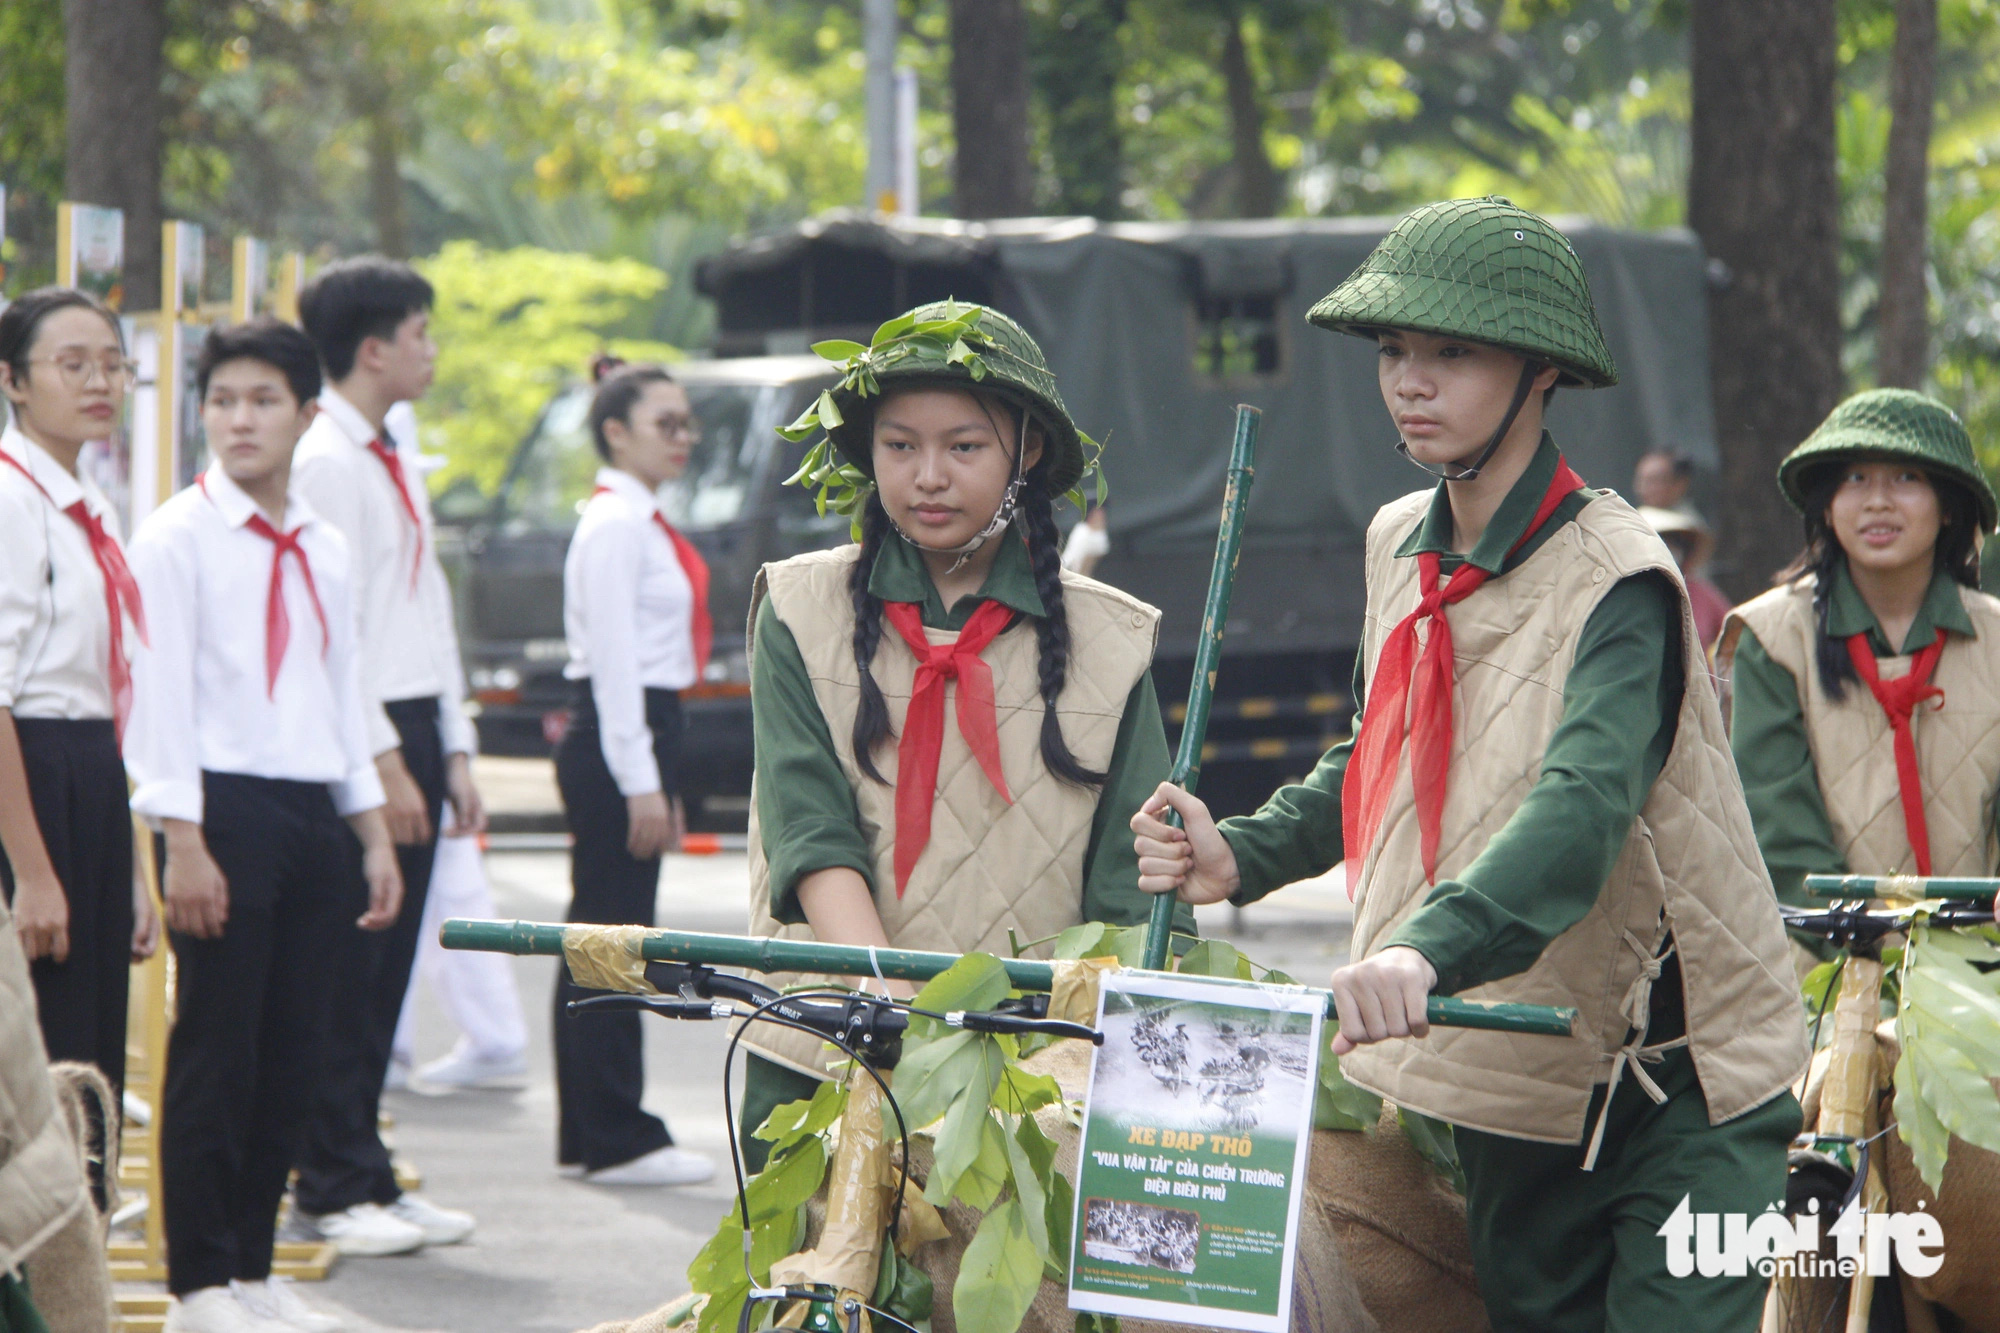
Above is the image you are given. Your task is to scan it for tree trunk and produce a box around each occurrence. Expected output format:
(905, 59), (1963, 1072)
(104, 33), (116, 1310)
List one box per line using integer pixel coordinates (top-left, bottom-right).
(61, 0), (162, 310)
(1877, 0), (1938, 389)
(366, 110), (410, 259)
(950, 0), (1034, 218)
(1031, 0), (1126, 219)
(1219, 9), (1278, 218)
(1688, 0), (1843, 598)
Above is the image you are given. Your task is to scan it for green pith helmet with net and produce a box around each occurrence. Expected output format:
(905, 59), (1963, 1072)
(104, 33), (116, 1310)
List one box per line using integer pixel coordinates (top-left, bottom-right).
(778, 300), (1104, 533)
(1307, 196), (1619, 390)
(1779, 388), (1997, 533)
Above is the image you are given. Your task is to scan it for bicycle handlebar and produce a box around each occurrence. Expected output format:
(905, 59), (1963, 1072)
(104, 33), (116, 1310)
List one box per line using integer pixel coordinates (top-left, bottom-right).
(441, 919), (1580, 1038)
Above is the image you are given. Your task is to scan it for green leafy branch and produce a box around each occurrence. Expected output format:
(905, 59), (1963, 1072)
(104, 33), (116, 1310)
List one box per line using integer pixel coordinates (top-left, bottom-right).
(777, 301), (1109, 537)
(893, 954), (1071, 1333)
(686, 1081), (838, 1333)
(1890, 920), (2000, 1192)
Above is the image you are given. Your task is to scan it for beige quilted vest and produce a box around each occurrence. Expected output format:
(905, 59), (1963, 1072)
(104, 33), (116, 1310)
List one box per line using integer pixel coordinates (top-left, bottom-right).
(0, 900), (87, 1273)
(743, 546), (1161, 1077)
(1716, 580), (2000, 877)
(1339, 488), (1808, 1145)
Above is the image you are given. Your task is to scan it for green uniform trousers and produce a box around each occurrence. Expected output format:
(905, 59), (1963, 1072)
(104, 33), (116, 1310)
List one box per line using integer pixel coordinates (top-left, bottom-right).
(1457, 1045), (1801, 1333)
(0, 1274), (50, 1333)
(738, 1053), (823, 1175)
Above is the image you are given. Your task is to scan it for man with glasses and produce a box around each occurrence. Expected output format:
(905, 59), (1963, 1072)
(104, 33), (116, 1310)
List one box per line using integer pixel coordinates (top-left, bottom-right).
(287, 258), (484, 1258)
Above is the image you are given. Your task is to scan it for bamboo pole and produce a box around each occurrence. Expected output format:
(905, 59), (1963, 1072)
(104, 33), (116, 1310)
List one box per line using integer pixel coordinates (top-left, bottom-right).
(1142, 404), (1260, 972)
(1804, 874), (1997, 901)
(438, 919), (1577, 1037)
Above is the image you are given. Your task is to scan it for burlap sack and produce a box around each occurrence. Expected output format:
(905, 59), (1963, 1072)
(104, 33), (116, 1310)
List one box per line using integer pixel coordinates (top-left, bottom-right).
(22, 1063), (117, 1333)
(1876, 1027), (2000, 1332)
(1307, 1106), (1488, 1333)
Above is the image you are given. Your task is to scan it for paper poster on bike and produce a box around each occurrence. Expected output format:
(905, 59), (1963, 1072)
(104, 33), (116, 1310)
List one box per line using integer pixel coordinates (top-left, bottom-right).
(1067, 971), (1322, 1332)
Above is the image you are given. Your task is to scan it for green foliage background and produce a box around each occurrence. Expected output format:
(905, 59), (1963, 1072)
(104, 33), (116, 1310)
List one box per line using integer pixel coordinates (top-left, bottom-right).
(418, 241), (677, 495)
(4, 0), (1999, 493)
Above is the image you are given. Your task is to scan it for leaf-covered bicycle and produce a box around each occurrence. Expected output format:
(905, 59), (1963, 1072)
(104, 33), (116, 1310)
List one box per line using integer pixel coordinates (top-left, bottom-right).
(1767, 875), (2000, 1333)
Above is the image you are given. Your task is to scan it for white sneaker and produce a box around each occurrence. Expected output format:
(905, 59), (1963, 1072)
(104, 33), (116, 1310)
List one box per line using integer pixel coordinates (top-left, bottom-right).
(232, 1277), (342, 1332)
(410, 1048), (528, 1094)
(302, 1202), (426, 1256)
(583, 1146), (716, 1186)
(385, 1193), (475, 1245)
(163, 1287), (284, 1333)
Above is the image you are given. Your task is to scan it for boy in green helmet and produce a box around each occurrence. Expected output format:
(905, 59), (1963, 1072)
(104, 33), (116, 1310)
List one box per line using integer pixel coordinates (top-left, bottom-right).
(1132, 198), (1809, 1331)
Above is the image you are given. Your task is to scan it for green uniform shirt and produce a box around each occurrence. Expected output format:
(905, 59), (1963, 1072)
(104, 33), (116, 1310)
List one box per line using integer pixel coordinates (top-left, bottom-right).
(1729, 558), (1979, 907)
(752, 527), (1182, 932)
(1218, 436), (1684, 996)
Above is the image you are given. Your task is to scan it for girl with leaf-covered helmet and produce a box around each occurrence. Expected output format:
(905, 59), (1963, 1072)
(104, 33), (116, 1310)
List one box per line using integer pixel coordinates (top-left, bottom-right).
(1130, 197), (1807, 1331)
(737, 301), (1186, 1164)
(1719, 390), (2000, 929)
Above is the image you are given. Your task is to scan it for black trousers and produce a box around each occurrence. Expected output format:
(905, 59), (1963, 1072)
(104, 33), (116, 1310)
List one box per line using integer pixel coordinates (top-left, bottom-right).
(553, 684), (680, 1171)
(160, 773), (360, 1295)
(294, 697), (445, 1215)
(0, 717), (133, 1208)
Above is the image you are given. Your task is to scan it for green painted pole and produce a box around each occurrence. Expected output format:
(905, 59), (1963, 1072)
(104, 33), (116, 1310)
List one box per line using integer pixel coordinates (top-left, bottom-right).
(1805, 874), (1998, 901)
(1143, 405), (1260, 972)
(440, 917), (1578, 1037)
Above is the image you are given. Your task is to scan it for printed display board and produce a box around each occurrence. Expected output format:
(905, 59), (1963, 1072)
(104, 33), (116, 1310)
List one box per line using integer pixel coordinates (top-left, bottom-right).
(1068, 971), (1322, 1332)
(59, 203), (125, 309)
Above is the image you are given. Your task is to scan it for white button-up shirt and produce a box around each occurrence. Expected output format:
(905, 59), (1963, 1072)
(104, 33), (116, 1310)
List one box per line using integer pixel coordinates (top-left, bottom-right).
(291, 389), (476, 758)
(123, 467), (384, 824)
(563, 467), (697, 796)
(0, 424), (122, 718)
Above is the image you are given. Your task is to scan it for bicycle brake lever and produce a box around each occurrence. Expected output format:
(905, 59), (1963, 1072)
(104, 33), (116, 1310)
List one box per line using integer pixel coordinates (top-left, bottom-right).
(947, 1011), (1104, 1045)
(566, 995), (732, 1020)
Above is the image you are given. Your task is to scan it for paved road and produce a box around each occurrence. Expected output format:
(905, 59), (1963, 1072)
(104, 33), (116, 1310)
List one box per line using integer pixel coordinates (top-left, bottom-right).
(125, 844), (1354, 1333)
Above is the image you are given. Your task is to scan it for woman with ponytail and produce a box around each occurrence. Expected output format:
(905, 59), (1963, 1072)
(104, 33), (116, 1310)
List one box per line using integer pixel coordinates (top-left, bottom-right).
(550, 354), (716, 1186)
(738, 303), (1184, 1164)
(1718, 390), (2000, 932)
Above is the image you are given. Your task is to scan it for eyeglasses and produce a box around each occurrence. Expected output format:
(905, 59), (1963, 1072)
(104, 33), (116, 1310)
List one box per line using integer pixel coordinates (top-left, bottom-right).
(656, 413), (702, 444)
(31, 353), (138, 390)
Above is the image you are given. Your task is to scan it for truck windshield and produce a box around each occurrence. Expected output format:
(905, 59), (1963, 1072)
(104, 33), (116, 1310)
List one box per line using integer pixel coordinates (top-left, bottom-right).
(499, 380), (770, 536)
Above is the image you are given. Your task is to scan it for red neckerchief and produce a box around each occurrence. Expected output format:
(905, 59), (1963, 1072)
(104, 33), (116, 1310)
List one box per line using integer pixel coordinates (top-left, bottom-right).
(881, 597), (1016, 897)
(199, 473), (329, 697)
(1847, 628), (1948, 875)
(1342, 459), (1588, 897)
(366, 436), (425, 592)
(590, 486), (713, 677)
(0, 449), (148, 737)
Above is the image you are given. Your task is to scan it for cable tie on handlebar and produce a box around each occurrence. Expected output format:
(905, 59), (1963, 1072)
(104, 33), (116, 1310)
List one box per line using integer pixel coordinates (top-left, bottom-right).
(867, 944), (890, 1000)
(560, 925), (659, 995)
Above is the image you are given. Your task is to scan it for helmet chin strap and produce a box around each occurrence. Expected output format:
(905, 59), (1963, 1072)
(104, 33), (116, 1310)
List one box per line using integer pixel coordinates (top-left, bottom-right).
(1396, 359), (1543, 483)
(891, 408), (1031, 573)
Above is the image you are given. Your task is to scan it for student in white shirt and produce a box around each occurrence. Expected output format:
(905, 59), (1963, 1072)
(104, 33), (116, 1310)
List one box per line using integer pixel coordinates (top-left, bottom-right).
(290, 258), (480, 1252)
(125, 319), (402, 1333)
(0, 288), (159, 1118)
(551, 358), (714, 1186)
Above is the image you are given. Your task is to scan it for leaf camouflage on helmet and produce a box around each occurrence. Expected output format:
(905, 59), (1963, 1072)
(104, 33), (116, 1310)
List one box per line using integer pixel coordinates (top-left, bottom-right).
(1306, 195), (1619, 390)
(778, 300), (1108, 537)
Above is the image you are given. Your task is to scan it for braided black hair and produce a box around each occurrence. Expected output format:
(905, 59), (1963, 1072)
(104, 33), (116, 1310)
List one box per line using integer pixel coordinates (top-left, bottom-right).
(849, 495), (897, 784)
(1775, 462), (1983, 700)
(846, 407), (1106, 789)
(1017, 474), (1108, 786)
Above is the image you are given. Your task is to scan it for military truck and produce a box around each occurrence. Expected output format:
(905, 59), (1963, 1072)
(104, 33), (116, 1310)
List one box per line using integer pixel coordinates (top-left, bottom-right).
(442, 210), (1717, 820)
